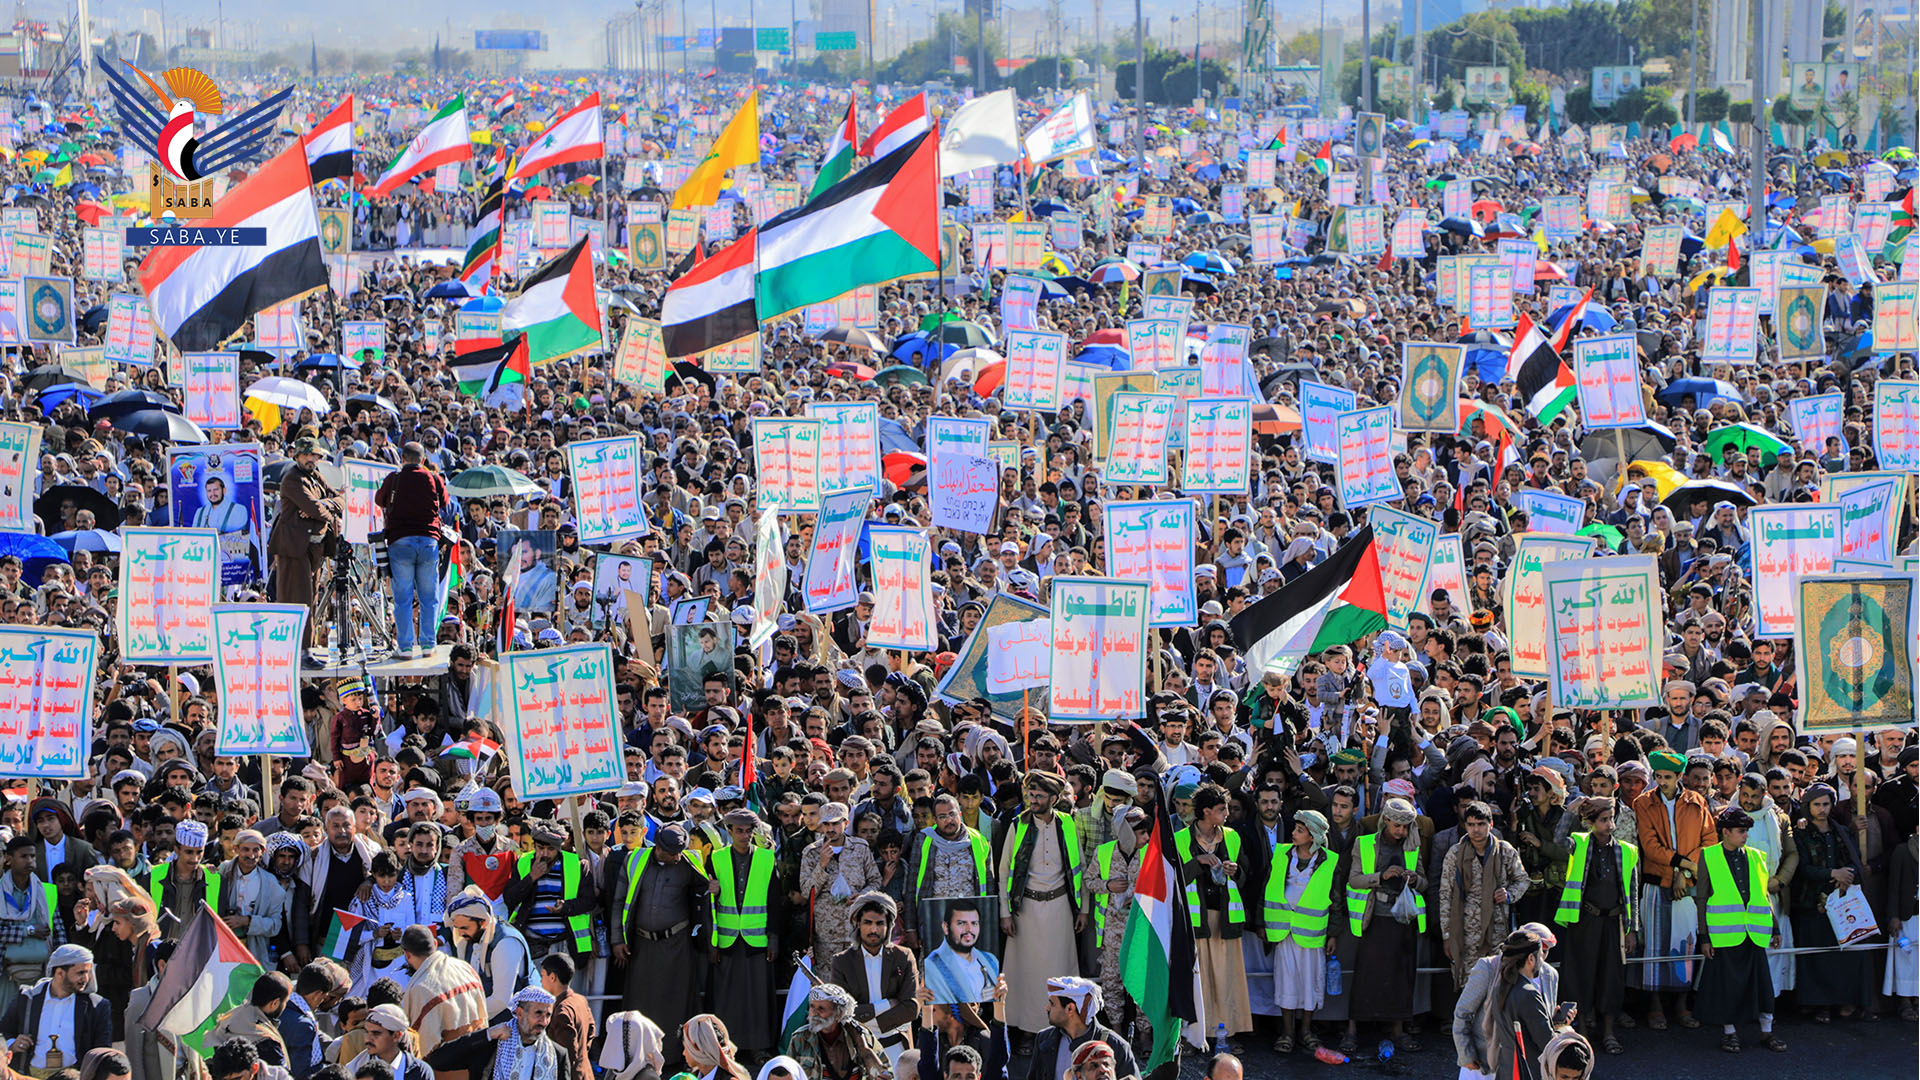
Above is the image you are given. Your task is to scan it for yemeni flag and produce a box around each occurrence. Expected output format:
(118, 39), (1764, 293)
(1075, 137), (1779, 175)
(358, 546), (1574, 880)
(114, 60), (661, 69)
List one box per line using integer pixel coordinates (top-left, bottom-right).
(1118, 799), (1198, 1077)
(1512, 312), (1575, 423)
(756, 131), (940, 320)
(138, 902), (265, 1057)
(502, 239), (600, 365)
(491, 90), (518, 120)
(322, 908), (370, 960)
(513, 93), (605, 182)
(303, 95), (355, 185)
(811, 98), (860, 201)
(452, 337), (531, 397)
(1545, 287), (1592, 355)
(1230, 525), (1388, 677)
(662, 229), (758, 358)
(370, 95), (471, 198)
(862, 93), (930, 160)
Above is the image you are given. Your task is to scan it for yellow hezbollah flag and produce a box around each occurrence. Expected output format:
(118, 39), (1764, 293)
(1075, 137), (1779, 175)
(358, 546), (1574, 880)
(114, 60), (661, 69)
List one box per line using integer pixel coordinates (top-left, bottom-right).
(1704, 207), (1747, 251)
(673, 92), (760, 210)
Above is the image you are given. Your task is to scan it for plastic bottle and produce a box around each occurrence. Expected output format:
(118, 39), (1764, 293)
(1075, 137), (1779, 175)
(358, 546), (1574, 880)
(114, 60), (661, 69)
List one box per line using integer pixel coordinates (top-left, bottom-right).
(1378, 1038), (1395, 1061)
(1313, 1046), (1349, 1065)
(1213, 1022), (1229, 1054)
(1325, 954), (1343, 996)
(1900, 933), (1913, 951)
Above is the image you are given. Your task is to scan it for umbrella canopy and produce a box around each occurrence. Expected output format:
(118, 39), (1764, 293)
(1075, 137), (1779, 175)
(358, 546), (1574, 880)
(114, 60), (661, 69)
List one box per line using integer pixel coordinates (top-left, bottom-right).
(1089, 261), (1142, 285)
(882, 451), (927, 489)
(449, 465), (543, 499)
(872, 364), (930, 387)
(1184, 252), (1236, 276)
(934, 321), (995, 349)
(1580, 523), (1626, 553)
(0, 531), (67, 563)
(1662, 477), (1758, 513)
(35, 485), (121, 531)
(50, 528), (122, 553)
(1438, 216), (1485, 238)
(244, 376), (331, 413)
(889, 331), (955, 364)
(1615, 460), (1688, 499)
(1079, 328), (1125, 347)
(822, 360), (878, 381)
(114, 409), (207, 443)
(345, 393), (400, 417)
(1578, 423), (1678, 463)
(36, 384), (103, 414)
(87, 389), (180, 423)
(1251, 402), (1302, 435)
(819, 327), (888, 353)
(1655, 377), (1746, 407)
(425, 280), (472, 299)
(940, 349), (1004, 385)
(1702, 422), (1791, 466)
(24, 364), (83, 391)
(296, 352), (358, 372)
(1547, 301), (1616, 334)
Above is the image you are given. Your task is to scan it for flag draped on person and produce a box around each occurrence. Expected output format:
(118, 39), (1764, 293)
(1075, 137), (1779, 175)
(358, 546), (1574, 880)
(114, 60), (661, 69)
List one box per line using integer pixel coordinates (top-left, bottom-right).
(501, 239), (601, 365)
(674, 91), (759, 209)
(370, 94), (471, 197)
(1230, 525), (1388, 677)
(512, 93), (605, 181)
(138, 902), (266, 1056)
(810, 98), (859, 200)
(1118, 785), (1198, 1077)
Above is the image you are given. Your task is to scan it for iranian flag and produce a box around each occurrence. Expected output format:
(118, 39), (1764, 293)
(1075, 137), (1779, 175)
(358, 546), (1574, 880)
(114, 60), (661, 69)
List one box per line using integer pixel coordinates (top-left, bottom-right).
(501, 239), (601, 365)
(1118, 800), (1197, 1077)
(322, 908), (370, 959)
(138, 902), (265, 1056)
(811, 98), (859, 201)
(370, 95), (472, 198)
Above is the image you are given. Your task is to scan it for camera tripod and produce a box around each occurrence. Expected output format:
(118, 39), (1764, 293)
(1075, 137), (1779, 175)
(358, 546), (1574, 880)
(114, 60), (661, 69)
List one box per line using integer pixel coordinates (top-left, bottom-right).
(308, 538), (397, 666)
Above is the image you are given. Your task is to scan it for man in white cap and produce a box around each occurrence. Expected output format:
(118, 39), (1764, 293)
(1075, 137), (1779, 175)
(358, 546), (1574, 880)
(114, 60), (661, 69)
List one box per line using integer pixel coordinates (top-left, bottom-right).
(218, 829), (288, 965)
(346, 1004), (430, 1080)
(1029, 976), (1136, 1080)
(0, 943), (113, 1077)
(448, 788), (516, 910)
(150, 819), (221, 942)
(437, 986), (570, 1080)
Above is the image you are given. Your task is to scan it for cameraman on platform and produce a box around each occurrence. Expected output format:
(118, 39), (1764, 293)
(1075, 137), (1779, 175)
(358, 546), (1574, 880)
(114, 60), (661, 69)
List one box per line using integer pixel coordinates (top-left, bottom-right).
(375, 442), (451, 659)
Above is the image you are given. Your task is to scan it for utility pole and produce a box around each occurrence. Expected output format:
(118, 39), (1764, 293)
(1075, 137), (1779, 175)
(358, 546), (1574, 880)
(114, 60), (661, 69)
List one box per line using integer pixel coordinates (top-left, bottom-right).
(1687, 0), (1698, 125)
(1132, 0), (1144, 164)
(1748, 0), (1768, 234)
(1411, 0), (1423, 123)
(1360, 0), (1371, 206)
(975, 0), (986, 93)
(1194, 8), (1201, 105)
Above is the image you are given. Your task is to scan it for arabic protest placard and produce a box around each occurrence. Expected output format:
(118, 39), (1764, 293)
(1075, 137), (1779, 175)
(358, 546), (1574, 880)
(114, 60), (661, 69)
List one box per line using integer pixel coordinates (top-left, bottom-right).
(1572, 334), (1644, 428)
(182, 352), (242, 430)
(867, 525), (936, 651)
(1704, 287), (1762, 364)
(342, 319), (386, 361)
(1513, 489), (1587, 535)
(935, 593), (1052, 720)
(567, 435), (650, 544)
(59, 345), (110, 391)
(1786, 392), (1845, 455)
(927, 415), (992, 471)
(1249, 214), (1285, 264)
(1497, 238), (1537, 294)
(1049, 577), (1148, 722)
(1749, 505), (1841, 638)
(1004, 330), (1067, 411)
(1125, 318), (1183, 370)
(341, 459), (398, 546)
(1833, 474), (1904, 564)
(612, 319), (670, 392)
(1466, 264), (1516, 328)
(1874, 378), (1920, 472)
(1300, 381), (1355, 464)
(1793, 574), (1915, 731)
(117, 527), (219, 664)
(209, 603), (310, 757)
(1200, 324), (1251, 397)
(1875, 282), (1920, 355)
(1398, 343), (1463, 432)
(750, 509), (784, 650)
(105, 294), (155, 365)
(1503, 534), (1597, 678)
(1008, 222), (1047, 272)
(499, 643), (625, 798)
(1102, 392), (1178, 485)
(931, 453), (1000, 534)
(1183, 398), (1253, 494)
(1369, 506), (1439, 633)
(1334, 406), (1398, 508)
(0, 626), (96, 779)
(1426, 533), (1467, 615)
(1103, 500), (1197, 627)
(804, 486), (871, 615)
(1641, 225), (1683, 276)
(1001, 275), (1043, 332)
(1541, 555), (1661, 709)
(986, 619), (1052, 694)
(0, 422), (37, 531)
(805, 402), (882, 492)
(1092, 372), (1158, 460)
(1452, 254), (1499, 308)
(751, 417), (824, 513)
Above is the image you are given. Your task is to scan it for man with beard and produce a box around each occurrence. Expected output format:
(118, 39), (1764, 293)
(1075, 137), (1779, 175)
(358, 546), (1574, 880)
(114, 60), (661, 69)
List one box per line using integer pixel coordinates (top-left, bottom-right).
(923, 898), (1000, 1004)
(826, 892), (920, 1073)
(707, 810), (778, 1063)
(217, 829), (289, 965)
(400, 925), (488, 1064)
(906, 795), (993, 947)
(1553, 797), (1637, 1057)
(996, 771), (1084, 1053)
(437, 986), (573, 1080)
(787, 983), (890, 1080)
(612, 824), (708, 1065)
(267, 437), (342, 646)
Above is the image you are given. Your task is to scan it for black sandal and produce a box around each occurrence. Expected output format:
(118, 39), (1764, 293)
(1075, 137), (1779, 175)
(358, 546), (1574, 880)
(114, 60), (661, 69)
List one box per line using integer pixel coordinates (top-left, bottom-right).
(1760, 1034), (1788, 1053)
(1602, 1036), (1624, 1055)
(1721, 1032), (1741, 1053)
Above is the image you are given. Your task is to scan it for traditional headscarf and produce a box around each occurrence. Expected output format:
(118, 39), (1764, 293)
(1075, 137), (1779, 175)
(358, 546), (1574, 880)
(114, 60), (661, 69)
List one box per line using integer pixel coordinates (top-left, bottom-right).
(1112, 805), (1146, 858)
(510, 986), (555, 1009)
(49, 943), (93, 969)
(807, 983), (856, 1023)
(1295, 809), (1329, 852)
(173, 820), (208, 849)
(1045, 976), (1103, 1019)
(1381, 798), (1417, 827)
(76, 1048), (124, 1080)
(1648, 749), (1687, 774)
(755, 1057), (809, 1080)
(1615, 761), (1650, 784)
(599, 1012), (667, 1080)
(680, 1014), (737, 1074)
(1803, 782), (1839, 810)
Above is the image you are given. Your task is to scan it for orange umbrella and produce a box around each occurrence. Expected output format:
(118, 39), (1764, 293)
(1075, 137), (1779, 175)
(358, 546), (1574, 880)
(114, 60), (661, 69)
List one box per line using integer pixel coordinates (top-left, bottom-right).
(1252, 402), (1301, 434)
(974, 360), (1006, 397)
(1471, 198), (1504, 223)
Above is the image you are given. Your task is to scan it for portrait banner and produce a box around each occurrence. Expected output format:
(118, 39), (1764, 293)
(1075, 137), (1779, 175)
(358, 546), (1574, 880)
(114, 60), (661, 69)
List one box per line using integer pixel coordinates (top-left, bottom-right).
(1540, 556), (1662, 710)
(1102, 499), (1197, 627)
(499, 644), (625, 798)
(1048, 577), (1148, 722)
(867, 525), (936, 651)
(211, 604), (310, 756)
(117, 527), (220, 664)
(169, 445), (263, 587)
(0, 626), (96, 779)
(1794, 575), (1915, 731)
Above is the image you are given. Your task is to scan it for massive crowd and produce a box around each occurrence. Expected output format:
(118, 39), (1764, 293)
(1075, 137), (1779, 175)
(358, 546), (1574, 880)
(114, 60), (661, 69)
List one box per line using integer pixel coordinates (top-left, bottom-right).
(0, 62), (1913, 1080)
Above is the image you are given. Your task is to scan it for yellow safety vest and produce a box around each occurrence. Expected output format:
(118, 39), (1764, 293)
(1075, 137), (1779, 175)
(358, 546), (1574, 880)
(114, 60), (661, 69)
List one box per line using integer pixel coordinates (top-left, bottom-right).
(914, 828), (991, 897)
(1701, 843), (1771, 948)
(1555, 834), (1637, 927)
(149, 863), (222, 919)
(624, 847), (709, 909)
(710, 846), (775, 948)
(514, 851), (593, 953)
(1007, 811), (1083, 911)
(1347, 833), (1424, 936)
(1173, 828), (1245, 929)
(1262, 848), (1337, 949)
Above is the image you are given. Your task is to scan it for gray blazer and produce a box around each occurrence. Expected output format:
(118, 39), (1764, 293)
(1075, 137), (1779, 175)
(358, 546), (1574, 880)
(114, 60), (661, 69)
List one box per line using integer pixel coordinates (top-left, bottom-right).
(127, 980), (163, 1080)
(1451, 953), (1560, 1070)
(217, 861), (291, 966)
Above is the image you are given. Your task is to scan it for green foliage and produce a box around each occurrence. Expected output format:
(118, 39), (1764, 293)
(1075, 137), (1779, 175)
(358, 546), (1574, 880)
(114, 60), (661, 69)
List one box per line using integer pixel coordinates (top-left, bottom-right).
(1163, 59), (1235, 103)
(1010, 56), (1077, 97)
(1500, 2), (1634, 74)
(1689, 87), (1730, 122)
(1608, 86), (1661, 123)
(1768, 98), (1808, 125)
(1618, 0), (1695, 59)
(1433, 85), (1457, 113)
(1115, 47), (1184, 104)
(1564, 86), (1596, 125)
(1644, 101), (1679, 127)
(878, 13), (1002, 87)
(1514, 79), (1549, 124)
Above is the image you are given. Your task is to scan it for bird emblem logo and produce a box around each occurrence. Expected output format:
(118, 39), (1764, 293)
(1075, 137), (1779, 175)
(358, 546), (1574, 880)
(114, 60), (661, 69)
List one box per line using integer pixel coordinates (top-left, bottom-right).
(95, 52), (294, 218)
(122, 63), (224, 181)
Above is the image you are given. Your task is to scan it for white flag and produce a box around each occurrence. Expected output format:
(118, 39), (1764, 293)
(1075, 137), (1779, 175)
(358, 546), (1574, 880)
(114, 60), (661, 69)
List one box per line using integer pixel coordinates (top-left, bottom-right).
(940, 90), (1022, 177)
(1023, 93), (1096, 166)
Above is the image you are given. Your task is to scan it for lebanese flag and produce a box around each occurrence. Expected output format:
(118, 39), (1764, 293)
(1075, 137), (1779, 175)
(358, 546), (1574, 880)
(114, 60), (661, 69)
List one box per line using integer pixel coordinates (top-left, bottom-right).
(861, 92), (929, 160)
(513, 93), (605, 182)
(370, 94), (471, 197)
(303, 95), (354, 184)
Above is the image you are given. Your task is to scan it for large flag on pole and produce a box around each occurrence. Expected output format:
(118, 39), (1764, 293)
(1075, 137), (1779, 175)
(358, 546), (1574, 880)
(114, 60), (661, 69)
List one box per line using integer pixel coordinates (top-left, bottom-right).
(138, 902), (266, 1056)
(939, 89), (1021, 177)
(501, 239), (601, 366)
(302, 95), (354, 184)
(810, 98), (859, 200)
(1229, 525), (1388, 677)
(1118, 786), (1197, 1077)
(370, 95), (471, 197)
(861, 92), (930, 160)
(512, 93), (605, 181)
(674, 91), (760, 210)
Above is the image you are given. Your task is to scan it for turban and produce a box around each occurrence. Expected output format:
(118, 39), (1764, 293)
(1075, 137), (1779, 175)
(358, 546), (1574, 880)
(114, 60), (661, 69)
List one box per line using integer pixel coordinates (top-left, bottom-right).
(1046, 976), (1103, 1018)
(1578, 796), (1616, 821)
(265, 832), (305, 857)
(511, 986), (556, 1009)
(1715, 806), (1755, 831)
(173, 820), (208, 849)
(1024, 771), (1066, 797)
(365, 1004), (411, 1032)
(808, 983), (857, 1020)
(1383, 778), (1417, 801)
(1101, 769), (1138, 796)
(1381, 798), (1417, 826)
(1615, 761), (1650, 783)
(850, 891), (897, 926)
(49, 943), (93, 969)
(1330, 747), (1366, 767)
(1803, 782), (1839, 809)
(530, 820), (569, 847)
(448, 887), (496, 919)
(1516, 921), (1559, 951)
(1295, 809), (1330, 851)
(1648, 749), (1687, 774)
(601, 1012), (668, 1080)
(233, 829), (266, 849)
(723, 809), (760, 829)
(1071, 1042), (1116, 1072)
(681, 1014), (735, 1071)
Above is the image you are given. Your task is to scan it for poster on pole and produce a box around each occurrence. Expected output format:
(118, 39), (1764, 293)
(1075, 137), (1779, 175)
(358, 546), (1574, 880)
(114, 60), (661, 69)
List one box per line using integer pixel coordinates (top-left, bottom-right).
(1872, 281), (1918, 354)
(567, 435), (650, 544)
(1775, 285), (1828, 359)
(986, 619), (1053, 694)
(1334, 405), (1397, 508)
(612, 319), (670, 392)
(1572, 334), (1644, 428)
(342, 459), (398, 546)
(1125, 318), (1183, 370)
(931, 453), (1000, 534)
(1004, 329), (1067, 411)
(867, 525), (936, 651)
(211, 604), (310, 757)
(751, 417), (824, 513)
(750, 509), (784, 650)
(936, 593), (1053, 720)
(1512, 489), (1587, 535)
(1249, 214), (1285, 264)
(499, 644), (625, 798)
(804, 485), (871, 615)
(927, 415), (992, 469)
(1835, 474), (1904, 564)
(1048, 577), (1149, 722)
(182, 351), (242, 430)
(1102, 500), (1197, 627)
(168, 444), (264, 587)
(806, 401), (882, 492)
(1397, 342), (1463, 432)
(1503, 533), (1598, 679)
(1182, 398), (1253, 494)
(104, 294), (156, 365)
(1300, 381), (1356, 464)
(1703, 287), (1762, 364)
(0, 625), (96, 779)
(1001, 275), (1043, 331)
(1102, 392), (1178, 485)
(1787, 392), (1845, 455)
(1425, 533), (1467, 615)
(1873, 378), (1920, 472)
(1641, 225), (1683, 275)
(1749, 505), (1841, 638)
(117, 527), (219, 664)
(0, 422), (39, 532)
(1200, 324), (1251, 397)
(1369, 505), (1439, 634)
(1541, 555), (1662, 710)
(1793, 574), (1915, 731)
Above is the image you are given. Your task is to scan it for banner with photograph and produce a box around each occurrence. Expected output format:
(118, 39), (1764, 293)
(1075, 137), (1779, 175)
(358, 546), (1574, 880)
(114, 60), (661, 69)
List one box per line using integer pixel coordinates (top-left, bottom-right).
(1503, 534), (1597, 678)
(169, 444), (263, 587)
(1541, 555), (1662, 709)
(751, 417), (824, 513)
(806, 401), (882, 492)
(867, 525), (936, 651)
(1369, 506), (1438, 634)
(567, 435), (650, 544)
(1794, 574), (1914, 731)
(211, 604), (310, 756)
(118, 527), (219, 664)
(1103, 392), (1178, 485)
(499, 644), (625, 798)
(0, 626), (96, 779)
(1572, 335), (1644, 428)
(1182, 398), (1253, 494)
(1103, 499), (1196, 627)
(1334, 406), (1397, 508)
(1048, 577), (1149, 722)
(1398, 343), (1463, 432)
(1749, 505), (1841, 638)
(1300, 381), (1356, 464)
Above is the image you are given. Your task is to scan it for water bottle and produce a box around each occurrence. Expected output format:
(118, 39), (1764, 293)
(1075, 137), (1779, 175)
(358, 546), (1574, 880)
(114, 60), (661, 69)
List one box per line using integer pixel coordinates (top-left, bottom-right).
(1325, 954), (1343, 996)
(326, 621), (341, 663)
(1213, 1022), (1229, 1054)
(1377, 1038), (1395, 1061)
(1312, 1047), (1349, 1065)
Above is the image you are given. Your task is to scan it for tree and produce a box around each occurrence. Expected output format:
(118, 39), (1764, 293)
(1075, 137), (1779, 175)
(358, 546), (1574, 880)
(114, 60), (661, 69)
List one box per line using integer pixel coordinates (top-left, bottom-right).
(1565, 85), (1596, 125)
(1688, 87), (1730, 122)
(877, 13), (1002, 87)
(1609, 85), (1660, 123)
(1115, 47), (1184, 104)
(1010, 56), (1076, 97)
(1163, 59), (1234, 104)
(1644, 100), (1679, 126)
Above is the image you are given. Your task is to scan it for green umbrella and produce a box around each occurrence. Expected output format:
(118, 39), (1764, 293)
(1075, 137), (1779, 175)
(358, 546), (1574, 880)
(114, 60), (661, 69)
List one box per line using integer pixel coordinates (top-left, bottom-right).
(872, 364), (929, 387)
(917, 310), (963, 333)
(1702, 422), (1790, 466)
(1580, 523), (1625, 553)
(449, 464), (543, 499)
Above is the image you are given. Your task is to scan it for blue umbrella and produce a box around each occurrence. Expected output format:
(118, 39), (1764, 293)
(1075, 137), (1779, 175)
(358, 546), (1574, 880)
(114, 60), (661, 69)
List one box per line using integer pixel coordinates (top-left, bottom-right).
(889, 331), (955, 364)
(1030, 199), (1071, 217)
(88, 389), (180, 422)
(1072, 345), (1131, 370)
(1465, 346), (1507, 384)
(296, 352), (359, 371)
(1184, 251), (1236, 274)
(426, 280), (472, 299)
(1656, 377), (1746, 407)
(116, 409), (208, 443)
(0, 532), (68, 573)
(1679, 231), (1704, 256)
(1547, 302), (1617, 335)
(877, 418), (922, 456)
(461, 295), (505, 313)
(36, 384), (101, 414)
(1438, 216), (1484, 238)
(50, 528), (122, 553)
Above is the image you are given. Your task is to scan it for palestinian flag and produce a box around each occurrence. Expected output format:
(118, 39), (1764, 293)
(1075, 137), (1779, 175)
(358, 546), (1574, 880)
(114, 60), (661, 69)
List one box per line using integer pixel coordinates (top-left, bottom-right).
(303, 95), (355, 185)
(663, 229), (757, 358)
(1118, 798), (1197, 1077)
(1889, 187), (1916, 247)
(513, 93), (605, 182)
(448, 734), (501, 761)
(138, 902), (265, 1056)
(1512, 313), (1575, 423)
(811, 98), (859, 201)
(322, 908), (370, 960)
(756, 131), (939, 320)
(1230, 525), (1387, 677)
(451, 337), (531, 397)
(371, 95), (471, 197)
(501, 238), (600, 365)
(861, 93), (930, 161)
(778, 958), (819, 1053)
(1312, 140), (1333, 176)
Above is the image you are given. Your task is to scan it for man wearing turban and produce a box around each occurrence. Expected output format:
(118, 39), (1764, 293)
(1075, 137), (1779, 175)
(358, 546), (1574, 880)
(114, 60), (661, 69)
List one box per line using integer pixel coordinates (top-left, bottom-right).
(0, 944), (111, 1076)
(787, 983), (889, 1080)
(1630, 748), (1716, 1030)
(1340, 799), (1427, 1054)
(996, 771), (1085, 1048)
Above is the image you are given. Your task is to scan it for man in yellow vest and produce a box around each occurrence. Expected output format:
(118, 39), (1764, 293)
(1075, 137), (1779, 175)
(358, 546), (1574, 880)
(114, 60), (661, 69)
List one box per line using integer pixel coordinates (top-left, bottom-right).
(150, 819), (221, 942)
(707, 809), (778, 1060)
(611, 824), (708, 1066)
(996, 770), (1083, 1051)
(1552, 797), (1638, 1056)
(905, 795), (992, 949)
(1693, 806), (1786, 1054)
(1262, 808), (1337, 1054)
(502, 821), (598, 964)
(1173, 784), (1251, 1051)
(1340, 798), (1426, 1055)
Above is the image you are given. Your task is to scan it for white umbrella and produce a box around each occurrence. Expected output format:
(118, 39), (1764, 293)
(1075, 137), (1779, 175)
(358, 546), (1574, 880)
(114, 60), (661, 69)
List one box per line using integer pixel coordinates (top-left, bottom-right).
(244, 376), (330, 414)
(940, 348), (1004, 384)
